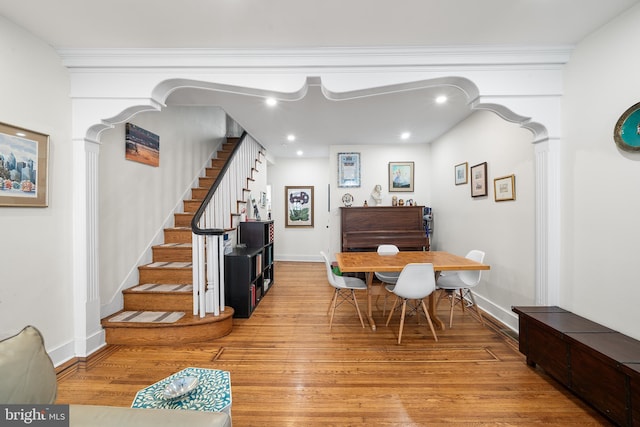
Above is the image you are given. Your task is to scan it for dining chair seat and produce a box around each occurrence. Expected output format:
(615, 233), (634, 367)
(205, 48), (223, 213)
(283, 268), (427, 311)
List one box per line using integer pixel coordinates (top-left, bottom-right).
(321, 251), (366, 329)
(385, 263), (438, 344)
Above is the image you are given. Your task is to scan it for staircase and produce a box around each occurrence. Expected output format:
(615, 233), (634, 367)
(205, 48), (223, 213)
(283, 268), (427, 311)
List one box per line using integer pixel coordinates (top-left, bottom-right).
(101, 136), (260, 345)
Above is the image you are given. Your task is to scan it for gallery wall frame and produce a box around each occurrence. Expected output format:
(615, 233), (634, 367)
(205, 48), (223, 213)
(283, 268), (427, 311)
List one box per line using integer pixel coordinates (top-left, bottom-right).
(285, 185), (314, 227)
(389, 161), (414, 192)
(337, 152), (360, 188)
(454, 162), (468, 185)
(0, 121), (49, 207)
(494, 174), (516, 202)
(470, 162), (488, 198)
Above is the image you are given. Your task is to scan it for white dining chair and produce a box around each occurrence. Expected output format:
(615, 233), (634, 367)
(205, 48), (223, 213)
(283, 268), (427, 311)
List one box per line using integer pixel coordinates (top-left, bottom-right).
(374, 244), (400, 315)
(320, 251), (367, 329)
(436, 249), (486, 328)
(385, 263), (438, 344)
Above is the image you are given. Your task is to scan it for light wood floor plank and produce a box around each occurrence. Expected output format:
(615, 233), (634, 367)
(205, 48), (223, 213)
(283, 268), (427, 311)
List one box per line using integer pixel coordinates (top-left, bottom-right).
(56, 261), (612, 426)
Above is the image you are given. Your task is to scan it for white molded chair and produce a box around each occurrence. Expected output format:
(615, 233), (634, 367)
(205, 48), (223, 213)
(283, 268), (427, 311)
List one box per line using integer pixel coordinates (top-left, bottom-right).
(436, 249), (486, 328)
(385, 263), (438, 344)
(374, 244), (400, 315)
(321, 251), (367, 329)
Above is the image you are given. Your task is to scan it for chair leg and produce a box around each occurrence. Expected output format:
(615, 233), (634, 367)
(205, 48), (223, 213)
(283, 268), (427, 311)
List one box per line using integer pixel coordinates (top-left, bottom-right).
(351, 290), (365, 328)
(328, 289), (339, 329)
(466, 289), (484, 325)
(397, 299), (408, 344)
(385, 296), (400, 326)
(420, 300), (438, 341)
(449, 289), (456, 328)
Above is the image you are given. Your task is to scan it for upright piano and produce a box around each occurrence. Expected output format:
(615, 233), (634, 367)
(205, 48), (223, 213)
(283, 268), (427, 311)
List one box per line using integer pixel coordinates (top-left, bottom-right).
(340, 206), (429, 252)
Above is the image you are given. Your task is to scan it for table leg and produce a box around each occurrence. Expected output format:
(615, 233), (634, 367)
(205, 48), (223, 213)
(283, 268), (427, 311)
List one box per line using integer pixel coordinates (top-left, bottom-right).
(365, 272), (377, 331)
(429, 272), (446, 330)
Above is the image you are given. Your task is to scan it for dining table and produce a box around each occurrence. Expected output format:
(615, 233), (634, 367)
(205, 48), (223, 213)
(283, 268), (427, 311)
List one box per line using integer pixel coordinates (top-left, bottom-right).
(335, 250), (490, 331)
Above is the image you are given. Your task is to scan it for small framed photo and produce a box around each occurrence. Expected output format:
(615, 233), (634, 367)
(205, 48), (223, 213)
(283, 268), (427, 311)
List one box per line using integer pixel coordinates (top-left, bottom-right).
(337, 152), (360, 188)
(494, 174), (516, 202)
(0, 122), (49, 207)
(454, 162), (468, 185)
(470, 162), (488, 198)
(389, 161), (414, 192)
(285, 186), (314, 227)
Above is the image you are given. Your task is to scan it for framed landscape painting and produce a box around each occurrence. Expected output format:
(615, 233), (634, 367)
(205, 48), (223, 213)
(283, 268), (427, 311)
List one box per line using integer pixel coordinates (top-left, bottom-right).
(0, 122), (49, 207)
(389, 161), (414, 192)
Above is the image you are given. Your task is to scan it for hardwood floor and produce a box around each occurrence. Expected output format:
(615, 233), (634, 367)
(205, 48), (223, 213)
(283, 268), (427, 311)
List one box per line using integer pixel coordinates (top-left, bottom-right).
(56, 261), (612, 426)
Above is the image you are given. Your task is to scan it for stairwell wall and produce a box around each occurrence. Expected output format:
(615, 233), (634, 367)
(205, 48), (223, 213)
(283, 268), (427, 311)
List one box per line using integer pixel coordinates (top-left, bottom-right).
(98, 106), (227, 315)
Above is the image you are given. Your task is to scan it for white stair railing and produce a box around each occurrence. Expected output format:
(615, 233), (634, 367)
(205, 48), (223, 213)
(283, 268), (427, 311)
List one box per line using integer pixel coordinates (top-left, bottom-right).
(191, 132), (263, 317)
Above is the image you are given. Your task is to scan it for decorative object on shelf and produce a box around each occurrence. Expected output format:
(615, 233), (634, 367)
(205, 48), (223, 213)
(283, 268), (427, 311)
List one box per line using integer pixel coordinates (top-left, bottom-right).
(0, 121), (49, 207)
(125, 122), (159, 167)
(406, 199), (414, 206)
(470, 162), (488, 198)
(614, 101), (640, 152)
(342, 192), (354, 207)
(455, 162), (468, 185)
(371, 184), (382, 206)
(363, 201), (368, 207)
(285, 185), (314, 227)
(389, 161), (414, 192)
(337, 152), (361, 188)
(392, 196), (398, 206)
(398, 199), (404, 206)
(494, 174), (516, 202)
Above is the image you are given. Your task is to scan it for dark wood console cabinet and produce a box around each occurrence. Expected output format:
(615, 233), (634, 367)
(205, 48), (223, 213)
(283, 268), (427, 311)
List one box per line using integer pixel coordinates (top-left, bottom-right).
(513, 306), (640, 426)
(224, 221), (274, 318)
(340, 206), (428, 252)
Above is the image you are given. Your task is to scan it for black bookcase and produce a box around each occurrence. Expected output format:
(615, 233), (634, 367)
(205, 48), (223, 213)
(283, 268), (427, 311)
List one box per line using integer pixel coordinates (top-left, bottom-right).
(224, 221), (274, 318)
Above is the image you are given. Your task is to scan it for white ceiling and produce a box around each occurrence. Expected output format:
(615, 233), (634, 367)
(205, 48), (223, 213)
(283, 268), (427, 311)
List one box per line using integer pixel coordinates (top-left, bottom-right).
(1, 0), (637, 157)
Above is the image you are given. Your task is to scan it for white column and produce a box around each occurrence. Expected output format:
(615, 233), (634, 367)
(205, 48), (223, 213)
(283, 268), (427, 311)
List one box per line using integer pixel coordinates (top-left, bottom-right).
(534, 138), (561, 306)
(72, 137), (104, 356)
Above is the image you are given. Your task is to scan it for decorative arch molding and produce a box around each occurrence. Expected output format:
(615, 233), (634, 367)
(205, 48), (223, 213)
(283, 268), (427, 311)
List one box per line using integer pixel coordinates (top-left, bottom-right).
(67, 48), (564, 352)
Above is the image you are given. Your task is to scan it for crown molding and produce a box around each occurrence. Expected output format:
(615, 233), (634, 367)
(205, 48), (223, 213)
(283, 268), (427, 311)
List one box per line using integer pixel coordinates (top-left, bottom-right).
(58, 45), (573, 70)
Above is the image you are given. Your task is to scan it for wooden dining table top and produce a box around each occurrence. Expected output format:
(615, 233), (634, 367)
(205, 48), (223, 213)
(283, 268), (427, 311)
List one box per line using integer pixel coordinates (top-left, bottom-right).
(335, 250), (490, 273)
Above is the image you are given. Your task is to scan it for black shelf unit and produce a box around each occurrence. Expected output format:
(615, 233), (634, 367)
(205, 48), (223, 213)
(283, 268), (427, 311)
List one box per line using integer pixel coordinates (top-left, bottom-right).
(224, 221), (274, 318)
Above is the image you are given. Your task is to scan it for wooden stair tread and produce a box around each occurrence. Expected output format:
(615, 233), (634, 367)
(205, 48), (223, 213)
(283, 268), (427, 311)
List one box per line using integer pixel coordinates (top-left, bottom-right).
(124, 283), (193, 293)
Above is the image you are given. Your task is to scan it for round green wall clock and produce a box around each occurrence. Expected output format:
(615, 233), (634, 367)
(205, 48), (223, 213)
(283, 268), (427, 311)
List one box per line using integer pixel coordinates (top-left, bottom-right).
(614, 101), (640, 152)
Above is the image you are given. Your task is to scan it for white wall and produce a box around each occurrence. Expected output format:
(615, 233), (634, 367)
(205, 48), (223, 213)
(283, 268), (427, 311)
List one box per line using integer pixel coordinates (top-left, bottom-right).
(561, 3), (640, 339)
(430, 110), (535, 328)
(98, 106), (226, 314)
(269, 157), (331, 261)
(0, 17), (75, 353)
(269, 143), (432, 262)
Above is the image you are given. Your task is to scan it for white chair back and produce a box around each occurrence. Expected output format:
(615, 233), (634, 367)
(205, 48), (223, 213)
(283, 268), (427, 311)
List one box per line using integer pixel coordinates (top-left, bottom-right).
(392, 263), (436, 300)
(377, 244), (399, 256)
(458, 250), (485, 287)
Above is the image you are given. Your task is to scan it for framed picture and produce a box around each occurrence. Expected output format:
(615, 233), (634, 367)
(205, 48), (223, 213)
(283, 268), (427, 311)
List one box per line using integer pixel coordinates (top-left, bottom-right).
(337, 152), (360, 188)
(0, 122), (49, 207)
(494, 174), (516, 202)
(125, 122), (160, 167)
(454, 162), (468, 185)
(285, 186), (314, 227)
(389, 161), (414, 192)
(613, 101), (640, 152)
(470, 162), (488, 197)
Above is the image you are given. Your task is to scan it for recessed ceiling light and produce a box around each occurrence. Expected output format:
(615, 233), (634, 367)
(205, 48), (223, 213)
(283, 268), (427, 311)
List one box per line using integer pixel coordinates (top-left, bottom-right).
(265, 98), (277, 106)
(296, 150), (303, 156)
(287, 134), (296, 142)
(436, 95), (447, 104)
(401, 132), (411, 140)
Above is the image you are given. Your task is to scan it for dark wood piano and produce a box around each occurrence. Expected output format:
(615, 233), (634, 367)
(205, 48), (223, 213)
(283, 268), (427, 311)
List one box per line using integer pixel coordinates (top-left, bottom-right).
(340, 206), (429, 252)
